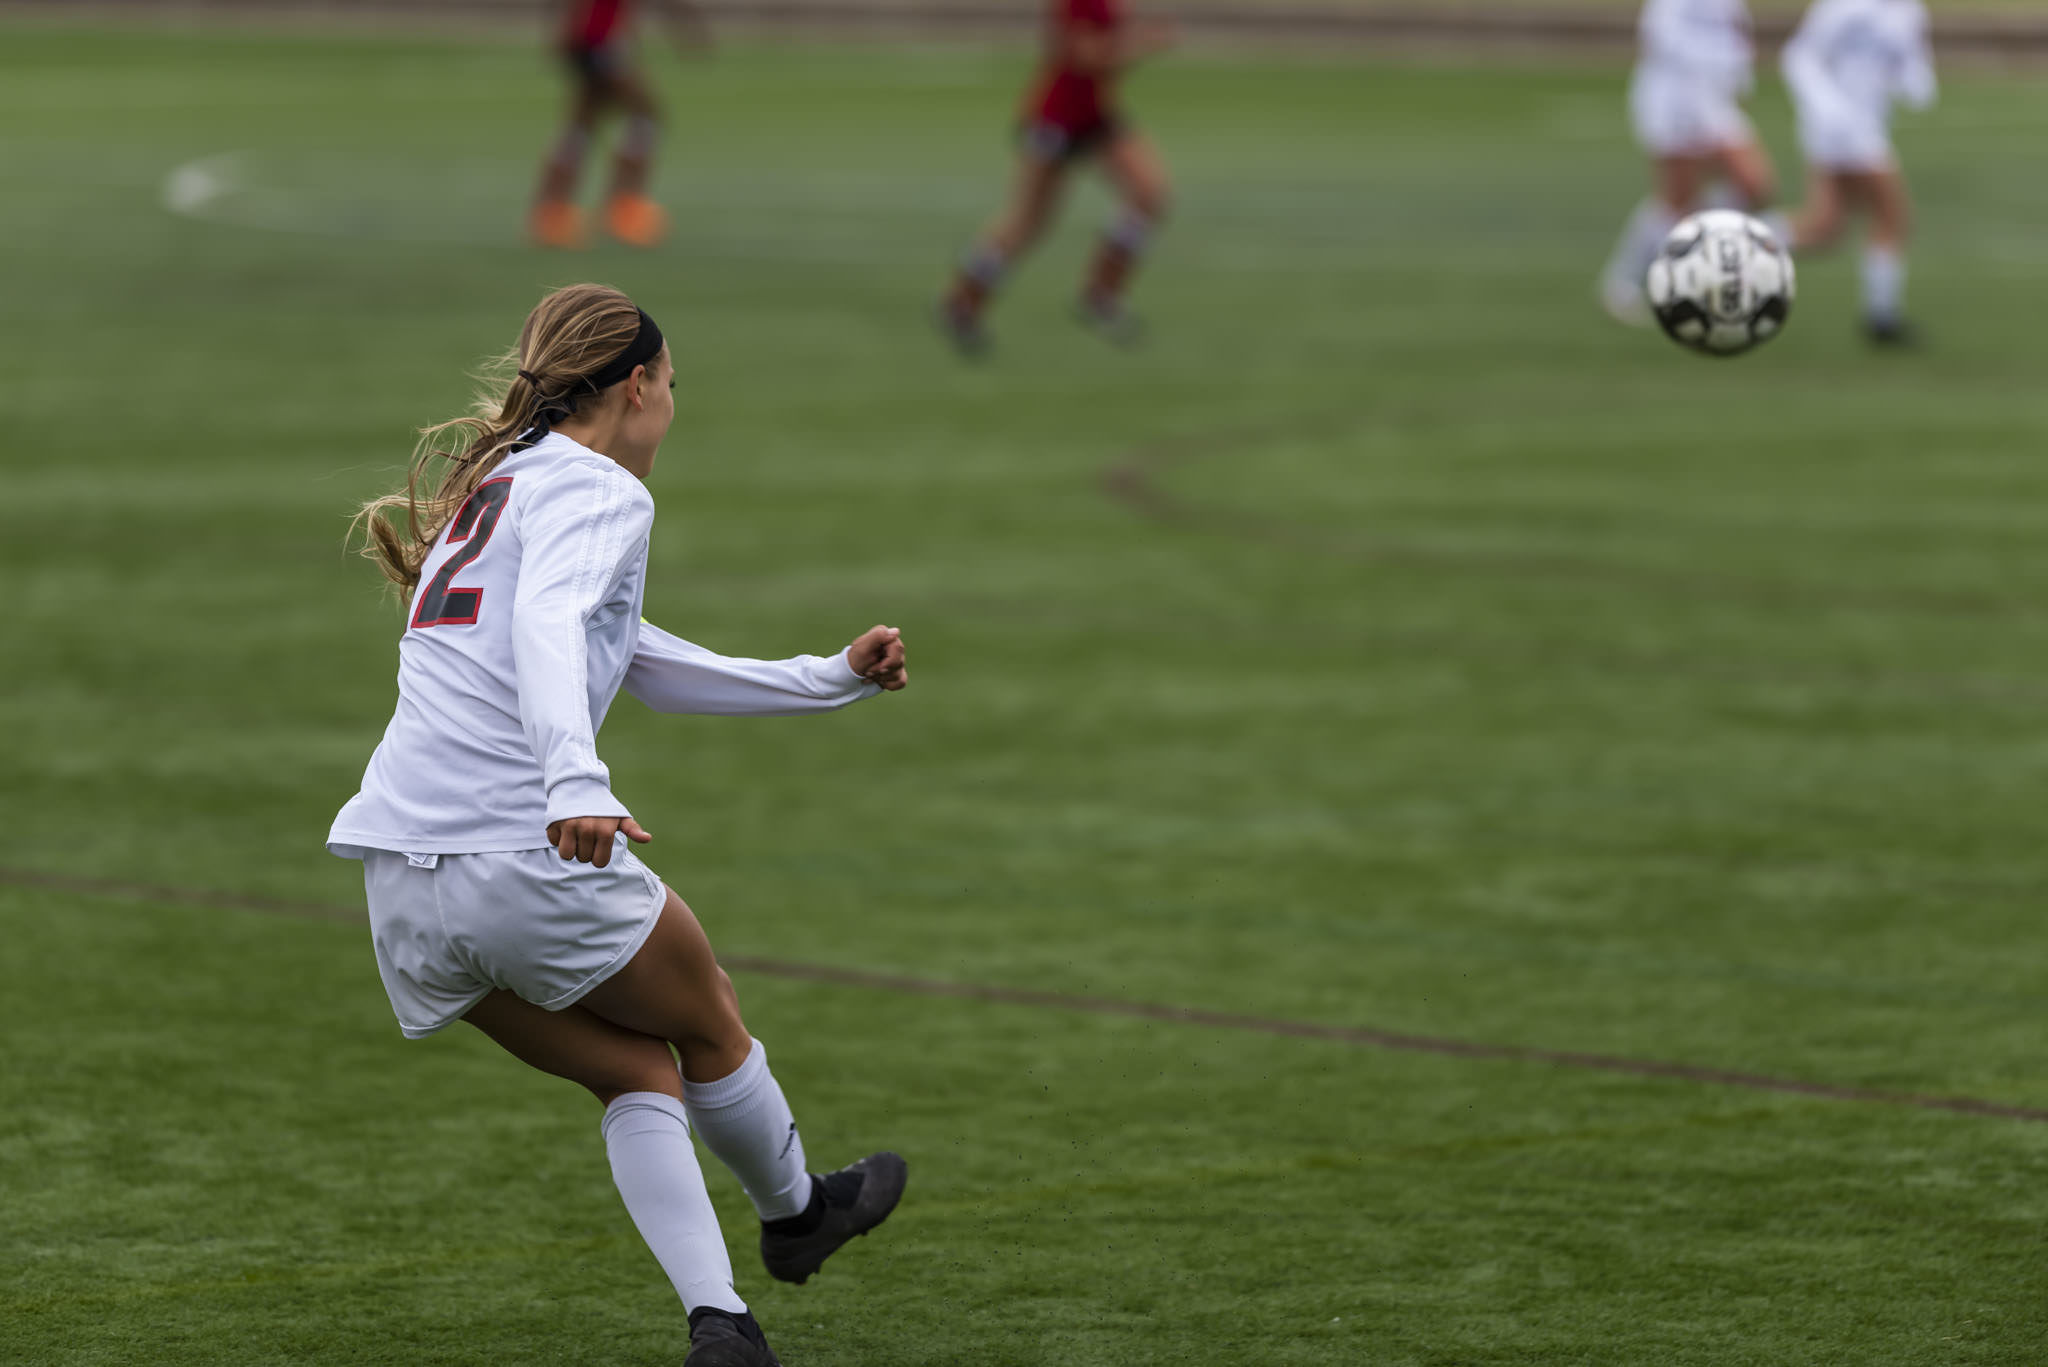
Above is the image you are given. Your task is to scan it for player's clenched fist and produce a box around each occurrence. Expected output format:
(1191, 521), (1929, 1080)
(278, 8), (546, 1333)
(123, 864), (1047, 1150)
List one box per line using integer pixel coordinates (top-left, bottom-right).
(848, 625), (908, 691)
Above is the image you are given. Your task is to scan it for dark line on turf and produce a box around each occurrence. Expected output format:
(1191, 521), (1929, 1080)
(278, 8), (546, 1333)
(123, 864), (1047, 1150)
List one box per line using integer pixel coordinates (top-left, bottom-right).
(0, 868), (360, 923)
(7, 864), (2045, 1125)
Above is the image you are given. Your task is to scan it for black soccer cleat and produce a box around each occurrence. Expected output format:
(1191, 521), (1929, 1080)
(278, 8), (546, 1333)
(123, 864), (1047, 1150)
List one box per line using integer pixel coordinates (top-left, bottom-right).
(759, 1151), (909, 1285)
(685, 1307), (781, 1367)
(1864, 316), (1923, 349)
(936, 300), (991, 359)
(1074, 295), (1146, 349)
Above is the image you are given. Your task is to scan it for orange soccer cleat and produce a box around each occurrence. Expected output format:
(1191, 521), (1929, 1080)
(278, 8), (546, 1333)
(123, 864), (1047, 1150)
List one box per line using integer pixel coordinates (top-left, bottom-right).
(529, 199), (586, 250)
(605, 193), (669, 248)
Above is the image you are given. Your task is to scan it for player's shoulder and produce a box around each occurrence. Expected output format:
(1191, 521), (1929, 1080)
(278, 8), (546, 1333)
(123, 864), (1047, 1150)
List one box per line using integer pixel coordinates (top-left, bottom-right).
(500, 436), (656, 529)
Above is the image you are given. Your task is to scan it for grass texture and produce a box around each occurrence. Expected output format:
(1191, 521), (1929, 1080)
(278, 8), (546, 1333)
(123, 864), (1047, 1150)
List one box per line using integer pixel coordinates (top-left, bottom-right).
(4, 23), (2048, 1367)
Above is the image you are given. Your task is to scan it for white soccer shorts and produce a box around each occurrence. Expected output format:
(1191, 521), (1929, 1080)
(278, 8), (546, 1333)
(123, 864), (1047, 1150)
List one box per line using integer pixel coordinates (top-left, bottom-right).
(361, 844), (667, 1038)
(1629, 71), (1754, 156)
(1795, 106), (1894, 172)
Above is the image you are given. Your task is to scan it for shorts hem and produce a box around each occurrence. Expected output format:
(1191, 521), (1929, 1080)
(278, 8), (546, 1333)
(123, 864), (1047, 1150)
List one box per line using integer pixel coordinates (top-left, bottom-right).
(396, 987), (492, 1040)
(1019, 115), (1126, 164)
(1808, 153), (1895, 174)
(533, 860), (668, 1012)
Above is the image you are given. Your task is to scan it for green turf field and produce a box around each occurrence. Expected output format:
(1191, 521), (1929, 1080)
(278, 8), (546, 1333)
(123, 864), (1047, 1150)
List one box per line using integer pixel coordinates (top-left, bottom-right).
(6, 21), (2048, 1367)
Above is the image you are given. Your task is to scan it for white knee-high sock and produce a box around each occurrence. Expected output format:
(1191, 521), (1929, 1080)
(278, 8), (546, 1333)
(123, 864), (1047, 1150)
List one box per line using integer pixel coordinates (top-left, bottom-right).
(1862, 245), (1906, 324)
(602, 1092), (747, 1315)
(682, 1039), (814, 1222)
(1605, 198), (1679, 290)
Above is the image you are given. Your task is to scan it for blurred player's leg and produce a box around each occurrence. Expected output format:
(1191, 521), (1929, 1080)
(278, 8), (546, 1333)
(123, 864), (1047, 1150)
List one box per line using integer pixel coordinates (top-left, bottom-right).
(1713, 137), (1777, 212)
(583, 892), (909, 1285)
(1858, 167), (1917, 345)
(1079, 127), (1170, 344)
(603, 68), (669, 248)
(532, 82), (603, 249)
(940, 148), (1070, 354)
(1785, 166), (1846, 252)
(1601, 155), (1701, 325)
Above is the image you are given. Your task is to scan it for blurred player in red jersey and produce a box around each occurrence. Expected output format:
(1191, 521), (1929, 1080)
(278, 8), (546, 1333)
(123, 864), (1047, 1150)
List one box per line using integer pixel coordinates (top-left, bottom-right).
(939, 0), (1175, 353)
(531, 0), (708, 249)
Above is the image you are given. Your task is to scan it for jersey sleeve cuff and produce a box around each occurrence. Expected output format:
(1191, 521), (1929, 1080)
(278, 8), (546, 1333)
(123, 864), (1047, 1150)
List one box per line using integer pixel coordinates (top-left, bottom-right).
(809, 648), (870, 694)
(544, 779), (631, 825)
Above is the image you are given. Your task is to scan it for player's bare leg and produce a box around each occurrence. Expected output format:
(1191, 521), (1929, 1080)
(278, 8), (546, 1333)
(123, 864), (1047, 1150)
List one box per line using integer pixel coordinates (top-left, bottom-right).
(940, 154), (1070, 355)
(532, 84), (604, 248)
(602, 68), (669, 247)
(1078, 129), (1171, 344)
(584, 889), (909, 1286)
(1601, 153), (1704, 325)
(463, 990), (775, 1367)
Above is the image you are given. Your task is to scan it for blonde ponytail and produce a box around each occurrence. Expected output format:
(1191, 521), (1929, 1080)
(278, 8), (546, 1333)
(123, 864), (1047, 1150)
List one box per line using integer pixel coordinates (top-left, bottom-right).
(350, 283), (645, 593)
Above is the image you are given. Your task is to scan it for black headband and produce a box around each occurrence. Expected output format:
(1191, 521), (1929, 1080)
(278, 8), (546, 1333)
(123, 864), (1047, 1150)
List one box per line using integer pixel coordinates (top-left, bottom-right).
(517, 308), (665, 429)
(582, 308), (665, 392)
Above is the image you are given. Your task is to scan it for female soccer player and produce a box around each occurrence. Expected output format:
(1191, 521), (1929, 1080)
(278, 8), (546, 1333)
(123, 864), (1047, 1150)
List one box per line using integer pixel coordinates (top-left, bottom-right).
(1599, 0), (1779, 324)
(1779, 0), (1937, 345)
(938, 0), (1176, 353)
(332, 284), (907, 1367)
(531, 0), (706, 249)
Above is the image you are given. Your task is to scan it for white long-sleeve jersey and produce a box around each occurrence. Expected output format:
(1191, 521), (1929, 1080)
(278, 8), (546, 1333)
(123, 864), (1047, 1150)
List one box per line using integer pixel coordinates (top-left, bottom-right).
(1782, 0), (1936, 125)
(1636, 0), (1756, 94)
(328, 432), (878, 858)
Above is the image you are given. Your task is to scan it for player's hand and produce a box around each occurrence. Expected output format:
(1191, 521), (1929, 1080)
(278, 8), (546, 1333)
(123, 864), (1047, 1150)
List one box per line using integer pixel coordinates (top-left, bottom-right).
(546, 816), (653, 867)
(847, 625), (908, 691)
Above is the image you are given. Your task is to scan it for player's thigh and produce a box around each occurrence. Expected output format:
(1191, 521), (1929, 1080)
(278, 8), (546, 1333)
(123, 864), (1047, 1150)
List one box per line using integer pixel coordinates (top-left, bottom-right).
(578, 887), (751, 1056)
(1713, 137), (1776, 206)
(464, 989), (681, 1103)
(995, 150), (1071, 244)
(566, 77), (606, 127)
(609, 66), (660, 120)
(1100, 129), (1170, 216)
(1652, 154), (1708, 213)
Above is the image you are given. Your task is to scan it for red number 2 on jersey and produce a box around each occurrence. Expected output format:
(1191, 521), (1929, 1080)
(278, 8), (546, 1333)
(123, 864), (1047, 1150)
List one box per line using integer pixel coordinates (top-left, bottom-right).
(411, 477), (513, 628)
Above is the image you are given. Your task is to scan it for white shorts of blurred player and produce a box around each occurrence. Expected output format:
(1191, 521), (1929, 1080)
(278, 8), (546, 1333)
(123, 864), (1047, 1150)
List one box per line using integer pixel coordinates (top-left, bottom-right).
(1629, 70), (1754, 157)
(1794, 104), (1894, 173)
(361, 844), (667, 1038)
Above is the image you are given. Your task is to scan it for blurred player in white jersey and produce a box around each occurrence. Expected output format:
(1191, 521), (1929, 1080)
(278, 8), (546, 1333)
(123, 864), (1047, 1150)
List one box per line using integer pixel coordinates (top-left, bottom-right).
(334, 284), (909, 1367)
(1600, 0), (1779, 324)
(1779, 0), (1937, 345)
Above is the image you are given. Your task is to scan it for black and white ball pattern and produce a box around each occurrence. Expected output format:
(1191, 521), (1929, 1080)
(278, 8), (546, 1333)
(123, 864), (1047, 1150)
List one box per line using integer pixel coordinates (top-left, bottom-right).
(1647, 210), (1795, 358)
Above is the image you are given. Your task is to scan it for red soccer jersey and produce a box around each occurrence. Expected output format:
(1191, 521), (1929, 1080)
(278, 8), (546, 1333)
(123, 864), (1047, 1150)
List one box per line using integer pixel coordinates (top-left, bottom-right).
(1029, 0), (1124, 129)
(563, 0), (631, 48)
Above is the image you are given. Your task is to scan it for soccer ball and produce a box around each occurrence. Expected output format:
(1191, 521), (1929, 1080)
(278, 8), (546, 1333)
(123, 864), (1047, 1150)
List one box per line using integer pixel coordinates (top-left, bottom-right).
(1646, 210), (1795, 357)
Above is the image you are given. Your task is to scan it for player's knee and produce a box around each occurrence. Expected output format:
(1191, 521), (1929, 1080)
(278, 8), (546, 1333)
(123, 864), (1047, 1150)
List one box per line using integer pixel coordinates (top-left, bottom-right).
(667, 972), (748, 1056)
(620, 113), (660, 161)
(1133, 179), (1170, 223)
